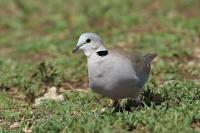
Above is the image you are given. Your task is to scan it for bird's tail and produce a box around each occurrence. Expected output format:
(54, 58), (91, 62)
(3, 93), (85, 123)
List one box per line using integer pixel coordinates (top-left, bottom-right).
(143, 53), (157, 64)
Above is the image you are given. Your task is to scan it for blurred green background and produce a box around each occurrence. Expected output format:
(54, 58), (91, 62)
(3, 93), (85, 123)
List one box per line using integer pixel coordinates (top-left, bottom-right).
(0, 0), (200, 132)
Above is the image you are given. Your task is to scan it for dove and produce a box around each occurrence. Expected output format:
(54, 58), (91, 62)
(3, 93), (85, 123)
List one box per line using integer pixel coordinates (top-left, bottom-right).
(72, 33), (156, 107)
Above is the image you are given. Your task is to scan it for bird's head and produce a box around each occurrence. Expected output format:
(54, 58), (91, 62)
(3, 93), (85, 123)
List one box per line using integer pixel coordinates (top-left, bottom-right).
(72, 33), (107, 57)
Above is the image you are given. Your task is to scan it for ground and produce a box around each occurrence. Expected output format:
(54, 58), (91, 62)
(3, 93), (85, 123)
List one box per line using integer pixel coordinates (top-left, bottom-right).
(0, 0), (200, 133)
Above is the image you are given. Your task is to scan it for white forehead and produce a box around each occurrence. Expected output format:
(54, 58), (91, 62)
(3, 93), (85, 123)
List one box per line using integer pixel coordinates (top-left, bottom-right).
(79, 32), (102, 42)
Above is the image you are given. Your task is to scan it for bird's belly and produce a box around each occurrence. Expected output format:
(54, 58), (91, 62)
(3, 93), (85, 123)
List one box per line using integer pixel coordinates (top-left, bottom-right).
(88, 55), (143, 100)
(89, 75), (141, 100)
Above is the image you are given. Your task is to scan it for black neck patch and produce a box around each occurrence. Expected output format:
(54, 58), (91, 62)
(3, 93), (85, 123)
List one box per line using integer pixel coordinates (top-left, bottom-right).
(96, 50), (108, 57)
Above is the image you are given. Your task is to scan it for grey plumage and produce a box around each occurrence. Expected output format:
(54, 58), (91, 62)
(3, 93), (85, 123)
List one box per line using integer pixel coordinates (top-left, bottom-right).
(72, 33), (156, 101)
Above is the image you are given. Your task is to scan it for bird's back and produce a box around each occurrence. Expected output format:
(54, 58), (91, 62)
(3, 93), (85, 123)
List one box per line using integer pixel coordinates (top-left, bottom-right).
(111, 50), (156, 87)
(130, 53), (156, 85)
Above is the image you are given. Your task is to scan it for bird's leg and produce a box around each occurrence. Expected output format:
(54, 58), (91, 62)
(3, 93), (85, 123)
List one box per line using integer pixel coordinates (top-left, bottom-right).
(110, 100), (122, 112)
(101, 100), (120, 112)
(126, 98), (134, 106)
(112, 100), (119, 108)
(134, 96), (142, 107)
(108, 99), (120, 108)
(108, 99), (113, 107)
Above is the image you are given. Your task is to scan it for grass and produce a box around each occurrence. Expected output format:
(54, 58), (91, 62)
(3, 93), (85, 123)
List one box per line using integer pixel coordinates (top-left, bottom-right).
(0, 0), (200, 132)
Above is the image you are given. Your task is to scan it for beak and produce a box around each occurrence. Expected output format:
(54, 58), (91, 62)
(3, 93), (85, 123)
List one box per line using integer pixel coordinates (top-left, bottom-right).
(72, 42), (86, 53)
(72, 46), (79, 53)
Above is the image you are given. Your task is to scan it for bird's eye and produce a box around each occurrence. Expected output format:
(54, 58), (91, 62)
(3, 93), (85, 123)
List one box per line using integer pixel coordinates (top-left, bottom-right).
(86, 39), (91, 43)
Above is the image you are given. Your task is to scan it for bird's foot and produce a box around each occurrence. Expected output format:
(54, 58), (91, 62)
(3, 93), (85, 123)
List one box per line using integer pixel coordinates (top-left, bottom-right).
(108, 99), (119, 107)
(100, 100), (120, 112)
(122, 97), (142, 111)
(110, 100), (122, 112)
